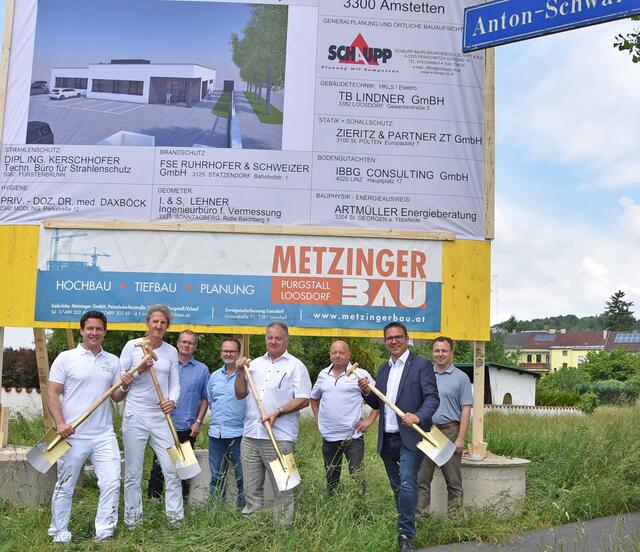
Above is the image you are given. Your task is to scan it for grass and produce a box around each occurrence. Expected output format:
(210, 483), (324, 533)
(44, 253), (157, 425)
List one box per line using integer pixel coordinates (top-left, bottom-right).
(211, 91), (232, 118)
(2, 406), (640, 551)
(243, 92), (283, 124)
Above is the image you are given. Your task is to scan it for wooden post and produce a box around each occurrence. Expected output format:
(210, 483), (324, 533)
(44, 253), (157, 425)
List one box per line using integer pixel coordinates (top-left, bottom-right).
(0, 326), (4, 390)
(470, 340), (488, 459)
(0, 406), (8, 448)
(0, 0), (16, 145)
(241, 335), (250, 357)
(65, 328), (75, 349)
(484, 47), (495, 240)
(33, 328), (53, 430)
(0, 326), (5, 446)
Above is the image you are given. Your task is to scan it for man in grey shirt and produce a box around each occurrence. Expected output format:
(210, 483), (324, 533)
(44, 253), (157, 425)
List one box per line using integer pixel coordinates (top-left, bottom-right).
(417, 336), (472, 515)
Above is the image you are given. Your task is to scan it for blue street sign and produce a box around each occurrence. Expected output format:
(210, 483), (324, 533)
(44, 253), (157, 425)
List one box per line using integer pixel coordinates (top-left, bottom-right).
(463, 0), (640, 52)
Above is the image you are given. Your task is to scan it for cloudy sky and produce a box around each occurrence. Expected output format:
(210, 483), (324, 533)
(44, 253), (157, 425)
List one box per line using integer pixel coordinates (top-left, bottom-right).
(2, 3), (639, 347)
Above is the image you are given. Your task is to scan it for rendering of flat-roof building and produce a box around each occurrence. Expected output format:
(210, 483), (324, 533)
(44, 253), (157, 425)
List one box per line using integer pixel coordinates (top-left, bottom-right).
(50, 59), (216, 105)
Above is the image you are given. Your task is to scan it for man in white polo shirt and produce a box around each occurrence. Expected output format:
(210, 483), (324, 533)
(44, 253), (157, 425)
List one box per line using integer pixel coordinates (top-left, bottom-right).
(311, 340), (378, 494)
(47, 310), (132, 543)
(234, 321), (311, 523)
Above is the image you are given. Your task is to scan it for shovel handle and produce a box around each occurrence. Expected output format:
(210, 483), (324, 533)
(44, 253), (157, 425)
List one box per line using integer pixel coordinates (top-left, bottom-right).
(147, 363), (184, 454)
(46, 344), (158, 451)
(242, 364), (287, 469)
(350, 363), (438, 448)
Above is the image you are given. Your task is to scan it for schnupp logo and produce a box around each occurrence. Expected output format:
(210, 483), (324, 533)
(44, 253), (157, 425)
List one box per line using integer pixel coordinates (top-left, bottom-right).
(327, 33), (392, 65)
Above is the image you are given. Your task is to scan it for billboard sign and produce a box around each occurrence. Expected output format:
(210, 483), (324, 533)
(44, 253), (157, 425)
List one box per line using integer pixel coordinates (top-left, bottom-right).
(34, 227), (443, 332)
(1, 0), (487, 239)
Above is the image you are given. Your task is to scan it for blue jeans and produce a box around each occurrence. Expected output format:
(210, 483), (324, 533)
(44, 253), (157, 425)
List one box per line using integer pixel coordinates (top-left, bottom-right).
(208, 435), (244, 509)
(380, 432), (423, 540)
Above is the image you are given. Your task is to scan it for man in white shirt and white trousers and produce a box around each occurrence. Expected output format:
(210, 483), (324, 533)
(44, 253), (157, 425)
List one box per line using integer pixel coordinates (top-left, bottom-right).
(47, 310), (131, 543)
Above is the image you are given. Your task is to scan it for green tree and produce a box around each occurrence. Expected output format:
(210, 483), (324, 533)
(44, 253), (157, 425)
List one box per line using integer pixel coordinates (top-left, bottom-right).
(231, 5), (288, 114)
(602, 290), (636, 331)
(614, 16), (640, 63)
(500, 315), (520, 332)
(581, 348), (640, 382)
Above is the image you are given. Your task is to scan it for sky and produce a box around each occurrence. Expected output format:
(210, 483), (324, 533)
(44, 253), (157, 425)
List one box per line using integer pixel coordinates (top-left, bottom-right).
(2, 1), (640, 348)
(31, 0), (255, 84)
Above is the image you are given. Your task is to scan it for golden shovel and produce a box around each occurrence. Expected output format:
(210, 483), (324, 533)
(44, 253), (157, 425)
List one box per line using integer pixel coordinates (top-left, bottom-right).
(147, 364), (201, 480)
(243, 364), (301, 492)
(27, 341), (158, 474)
(347, 363), (455, 467)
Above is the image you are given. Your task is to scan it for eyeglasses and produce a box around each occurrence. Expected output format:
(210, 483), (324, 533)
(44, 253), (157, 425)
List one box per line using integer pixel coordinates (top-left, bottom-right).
(384, 334), (406, 342)
(221, 349), (239, 354)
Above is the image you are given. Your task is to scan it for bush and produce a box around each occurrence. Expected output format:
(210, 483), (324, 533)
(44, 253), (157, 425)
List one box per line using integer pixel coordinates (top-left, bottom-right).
(536, 388), (581, 406)
(578, 390), (600, 413)
(575, 380), (640, 406)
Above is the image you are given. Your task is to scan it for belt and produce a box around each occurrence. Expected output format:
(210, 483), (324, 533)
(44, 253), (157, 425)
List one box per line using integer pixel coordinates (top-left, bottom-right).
(436, 421), (460, 430)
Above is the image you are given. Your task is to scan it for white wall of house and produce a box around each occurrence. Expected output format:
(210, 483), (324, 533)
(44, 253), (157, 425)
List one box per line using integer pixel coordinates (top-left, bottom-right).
(50, 67), (89, 93)
(488, 367), (536, 406)
(50, 64), (216, 104)
(1, 387), (43, 419)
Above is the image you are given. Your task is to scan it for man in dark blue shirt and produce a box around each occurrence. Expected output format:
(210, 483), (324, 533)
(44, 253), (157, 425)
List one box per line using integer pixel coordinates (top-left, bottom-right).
(148, 330), (209, 500)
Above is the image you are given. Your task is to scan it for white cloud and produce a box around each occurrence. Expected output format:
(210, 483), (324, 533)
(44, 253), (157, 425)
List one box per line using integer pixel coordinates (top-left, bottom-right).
(491, 196), (640, 324)
(618, 196), (640, 240)
(497, 21), (640, 190)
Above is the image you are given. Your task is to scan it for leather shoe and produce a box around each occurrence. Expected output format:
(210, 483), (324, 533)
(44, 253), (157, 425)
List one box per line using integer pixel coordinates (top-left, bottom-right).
(398, 534), (414, 552)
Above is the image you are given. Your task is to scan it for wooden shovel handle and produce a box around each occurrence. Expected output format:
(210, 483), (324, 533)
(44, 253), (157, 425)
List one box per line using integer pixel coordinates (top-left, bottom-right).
(242, 363), (287, 467)
(70, 344), (158, 430)
(348, 362), (437, 446)
(147, 363), (183, 450)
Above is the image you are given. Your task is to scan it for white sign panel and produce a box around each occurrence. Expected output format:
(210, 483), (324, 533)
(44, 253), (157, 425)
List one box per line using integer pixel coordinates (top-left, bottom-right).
(1, 0), (485, 238)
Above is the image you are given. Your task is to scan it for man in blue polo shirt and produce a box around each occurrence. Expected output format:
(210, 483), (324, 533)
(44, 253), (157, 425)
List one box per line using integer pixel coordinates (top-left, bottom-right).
(417, 336), (472, 515)
(148, 329), (209, 500)
(311, 340), (378, 494)
(207, 337), (246, 508)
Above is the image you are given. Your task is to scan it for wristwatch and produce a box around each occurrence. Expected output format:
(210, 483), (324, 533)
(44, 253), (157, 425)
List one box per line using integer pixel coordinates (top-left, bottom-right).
(277, 407), (283, 417)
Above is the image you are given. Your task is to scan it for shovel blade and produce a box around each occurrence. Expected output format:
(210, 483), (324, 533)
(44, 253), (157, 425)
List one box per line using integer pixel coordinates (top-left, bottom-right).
(167, 441), (201, 480)
(416, 425), (456, 467)
(269, 453), (301, 492)
(27, 428), (71, 473)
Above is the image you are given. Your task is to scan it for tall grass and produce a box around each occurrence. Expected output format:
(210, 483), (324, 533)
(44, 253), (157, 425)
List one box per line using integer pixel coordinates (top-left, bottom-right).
(2, 406), (639, 551)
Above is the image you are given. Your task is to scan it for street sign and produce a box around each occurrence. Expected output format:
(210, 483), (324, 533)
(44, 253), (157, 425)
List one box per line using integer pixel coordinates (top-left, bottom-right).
(463, 0), (640, 52)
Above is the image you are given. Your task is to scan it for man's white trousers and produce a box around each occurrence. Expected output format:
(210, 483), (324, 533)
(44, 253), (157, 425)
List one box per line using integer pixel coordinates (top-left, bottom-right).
(122, 407), (184, 525)
(48, 433), (120, 543)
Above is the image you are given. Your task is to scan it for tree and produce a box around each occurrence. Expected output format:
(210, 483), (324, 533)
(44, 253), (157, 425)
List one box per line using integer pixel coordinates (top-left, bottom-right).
(230, 5), (288, 114)
(581, 349), (640, 382)
(602, 290), (636, 331)
(501, 315), (519, 333)
(614, 16), (640, 63)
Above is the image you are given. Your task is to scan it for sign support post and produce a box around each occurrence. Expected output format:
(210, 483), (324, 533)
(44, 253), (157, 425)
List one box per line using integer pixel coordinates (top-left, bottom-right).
(33, 328), (53, 430)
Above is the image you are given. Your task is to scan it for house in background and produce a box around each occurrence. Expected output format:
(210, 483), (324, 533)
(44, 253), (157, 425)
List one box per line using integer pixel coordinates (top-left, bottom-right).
(50, 59), (216, 105)
(457, 362), (539, 406)
(502, 329), (640, 373)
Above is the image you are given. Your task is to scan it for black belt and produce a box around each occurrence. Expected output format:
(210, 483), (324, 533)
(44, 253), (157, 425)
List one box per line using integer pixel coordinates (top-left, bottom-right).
(436, 421), (460, 430)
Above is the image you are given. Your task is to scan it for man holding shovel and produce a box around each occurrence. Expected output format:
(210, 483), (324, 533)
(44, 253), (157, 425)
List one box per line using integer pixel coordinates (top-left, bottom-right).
(119, 305), (183, 527)
(310, 340), (378, 495)
(357, 322), (439, 552)
(234, 321), (312, 524)
(47, 310), (131, 543)
(147, 329), (209, 501)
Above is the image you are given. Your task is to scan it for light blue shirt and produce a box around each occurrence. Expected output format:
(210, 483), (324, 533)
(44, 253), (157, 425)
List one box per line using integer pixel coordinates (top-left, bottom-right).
(432, 364), (473, 425)
(207, 365), (246, 438)
(172, 357), (209, 431)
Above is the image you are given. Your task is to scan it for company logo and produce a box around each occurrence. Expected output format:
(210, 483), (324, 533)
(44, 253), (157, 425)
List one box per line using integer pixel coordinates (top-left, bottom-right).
(270, 245), (427, 308)
(327, 33), (392, 65)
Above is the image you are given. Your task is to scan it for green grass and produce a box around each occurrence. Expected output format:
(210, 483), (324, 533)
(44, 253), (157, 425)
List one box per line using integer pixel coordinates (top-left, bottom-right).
(2, 406), (640, 550)
(211, 91), (232, 118)
(243, 92), (283, 124)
